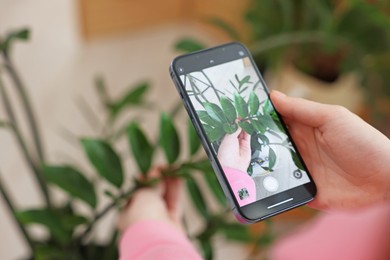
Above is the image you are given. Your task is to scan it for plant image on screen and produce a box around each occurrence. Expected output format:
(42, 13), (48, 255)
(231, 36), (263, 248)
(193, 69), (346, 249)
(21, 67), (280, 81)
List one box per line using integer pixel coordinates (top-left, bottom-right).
(181, 57), (311, 203)
(185, 71), (303, 175)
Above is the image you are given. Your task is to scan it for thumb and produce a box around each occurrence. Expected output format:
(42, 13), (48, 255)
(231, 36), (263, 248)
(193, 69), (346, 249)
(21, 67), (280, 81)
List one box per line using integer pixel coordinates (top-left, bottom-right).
(270, 90), (332, 127)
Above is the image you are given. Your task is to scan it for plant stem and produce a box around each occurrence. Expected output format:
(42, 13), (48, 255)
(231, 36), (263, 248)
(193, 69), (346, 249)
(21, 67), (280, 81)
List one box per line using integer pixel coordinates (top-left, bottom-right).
(75, 96), (101, 133)
(79, 187), (136, 241)
(2, 52), (45, 163)
(188, 75), (209, 104)
(250, 31), (346, 56)
(78, 162), (207, 241)
(0, 171), (35, 252)
(200, 70), (222, 100)
(0, 76), (51, 206)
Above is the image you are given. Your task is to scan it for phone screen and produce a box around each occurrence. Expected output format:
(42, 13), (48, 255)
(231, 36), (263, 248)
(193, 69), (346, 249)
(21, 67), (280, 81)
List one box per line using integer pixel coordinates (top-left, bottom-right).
(178, 55), (311, 208)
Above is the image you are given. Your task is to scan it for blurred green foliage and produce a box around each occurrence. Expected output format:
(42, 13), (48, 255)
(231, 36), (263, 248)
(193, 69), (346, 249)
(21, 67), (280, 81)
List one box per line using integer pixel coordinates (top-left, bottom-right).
(176, 0), (390, 100)
(0, 28), (273, 260)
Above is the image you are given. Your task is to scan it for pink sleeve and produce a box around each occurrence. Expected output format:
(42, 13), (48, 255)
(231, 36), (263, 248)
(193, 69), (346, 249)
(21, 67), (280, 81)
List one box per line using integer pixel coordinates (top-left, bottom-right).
(223, 166), (256, 207)
(270, 204), (390, 260)
(119, 220), (202, 260)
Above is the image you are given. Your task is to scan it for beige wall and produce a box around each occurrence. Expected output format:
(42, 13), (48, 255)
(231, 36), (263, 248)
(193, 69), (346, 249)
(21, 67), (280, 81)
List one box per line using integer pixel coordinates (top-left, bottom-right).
(0, 1), (248, 259)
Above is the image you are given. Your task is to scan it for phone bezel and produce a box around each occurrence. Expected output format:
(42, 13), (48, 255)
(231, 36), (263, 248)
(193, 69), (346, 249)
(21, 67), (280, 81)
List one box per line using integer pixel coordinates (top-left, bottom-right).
(170, 42), (316, 222)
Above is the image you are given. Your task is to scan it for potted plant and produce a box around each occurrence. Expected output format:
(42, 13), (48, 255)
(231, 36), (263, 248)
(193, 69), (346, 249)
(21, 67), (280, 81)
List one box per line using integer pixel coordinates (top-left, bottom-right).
(176, 0), (390, 123)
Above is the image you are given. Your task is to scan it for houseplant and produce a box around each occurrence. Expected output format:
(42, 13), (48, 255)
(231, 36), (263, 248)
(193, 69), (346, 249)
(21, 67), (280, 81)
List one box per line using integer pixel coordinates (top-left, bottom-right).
(0, 28), (274, 260)
(176, 0), (390, 118)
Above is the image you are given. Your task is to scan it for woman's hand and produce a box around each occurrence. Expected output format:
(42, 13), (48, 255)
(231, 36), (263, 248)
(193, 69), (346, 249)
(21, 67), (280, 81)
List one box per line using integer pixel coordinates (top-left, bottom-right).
(271, 90), (390, 210)
(117, 167), (184, 232)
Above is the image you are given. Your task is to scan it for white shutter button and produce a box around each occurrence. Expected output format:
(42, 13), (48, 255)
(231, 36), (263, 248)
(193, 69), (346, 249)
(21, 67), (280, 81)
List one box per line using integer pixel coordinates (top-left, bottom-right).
(263, 176), (279, 192)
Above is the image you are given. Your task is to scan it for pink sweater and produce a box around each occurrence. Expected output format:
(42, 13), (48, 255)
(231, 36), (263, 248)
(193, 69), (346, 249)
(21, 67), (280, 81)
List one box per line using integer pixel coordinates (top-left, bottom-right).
(119, 164), (390, 260)
(120, 204), (390, 260)
(119, 220), (201, 260)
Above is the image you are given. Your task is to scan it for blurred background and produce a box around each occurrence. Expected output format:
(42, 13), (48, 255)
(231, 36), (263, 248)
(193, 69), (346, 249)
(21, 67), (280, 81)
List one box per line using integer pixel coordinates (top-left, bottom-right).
(1, 0), (390, 259)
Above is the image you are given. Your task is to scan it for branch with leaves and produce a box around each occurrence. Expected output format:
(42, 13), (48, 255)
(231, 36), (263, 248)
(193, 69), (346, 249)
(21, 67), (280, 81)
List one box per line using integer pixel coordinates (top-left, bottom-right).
(187, 71), (303, 174)
(0, 28), (275, 260)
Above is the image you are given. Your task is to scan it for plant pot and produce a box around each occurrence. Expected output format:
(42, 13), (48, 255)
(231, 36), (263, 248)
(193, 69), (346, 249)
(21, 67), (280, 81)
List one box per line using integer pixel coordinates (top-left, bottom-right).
(265, 64), (365, 114)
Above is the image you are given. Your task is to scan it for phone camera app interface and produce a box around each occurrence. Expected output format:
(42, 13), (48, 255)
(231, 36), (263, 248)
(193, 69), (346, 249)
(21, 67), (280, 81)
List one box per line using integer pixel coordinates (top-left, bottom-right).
(180, 57), (310, 207)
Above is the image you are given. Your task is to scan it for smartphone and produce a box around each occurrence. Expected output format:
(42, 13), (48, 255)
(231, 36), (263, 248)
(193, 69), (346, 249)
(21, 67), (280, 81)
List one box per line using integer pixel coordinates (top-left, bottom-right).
(169, 42), (316, 223)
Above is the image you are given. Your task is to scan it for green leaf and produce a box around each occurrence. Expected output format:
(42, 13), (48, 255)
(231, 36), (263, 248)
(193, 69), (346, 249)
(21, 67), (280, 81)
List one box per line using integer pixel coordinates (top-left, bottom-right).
(197, 110), (219, 126)
(12, 28), (29, 40)
(238, 121), (255, 135)
(203, 171), (227, 207)
(110, 82), (149, 117)
(183, 159), (227, 207)
(235, 74), (240, 84)
(16, 208), (87, 244)
(174, 38), (206, 53)
(15, 208), (88, 244)
(261, 114), (279, 132)
(34, 245), (73, 260)
(248, 92), (260, 115)
(262, 98), (273, 115)
(81, 139), (124, 188)
(185, 174), (209, 218)
(203, 123), (224, 142)
(336, 2), (390, 53)
(234, 92), (249, 118)
(2, 28), (30, 55)
(62, 214), (88, 231)
(43, 166), (97, 208)
(251, 119), (266, 134)
(207, 17), (241, 40)
(127, 122), (154, 175)
(220, 96), (237, 123)
(290, 149), (305, 170)
(160, 113), (180, 164)
(200, 239), (213, 260)
(251, 133), (263, 151)
(16, 208), (68, 243)
(188, 119), (201, 156)
(270, 110), (284, 131)
(268, 147), (277, 170)
(221, 222), (253, 242)
(183, 159), (213, 172)
(223, 122), (238, 134)
(258, 133), (270, 146)
(203, 102), (226, 123)
(239, 75), (251, 87)
(94, 75), (110, 106)
(247, 164), (253, 176)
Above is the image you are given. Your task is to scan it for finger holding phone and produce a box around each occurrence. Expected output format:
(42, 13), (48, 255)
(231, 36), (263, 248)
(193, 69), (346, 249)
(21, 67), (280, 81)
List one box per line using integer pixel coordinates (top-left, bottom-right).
(271, 91), (390, 210)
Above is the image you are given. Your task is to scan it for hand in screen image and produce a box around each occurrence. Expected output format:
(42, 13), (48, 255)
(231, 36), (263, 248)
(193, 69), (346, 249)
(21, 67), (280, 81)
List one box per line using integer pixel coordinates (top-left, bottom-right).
(217, 126), (252, 172)
(217, 127), (257, 206)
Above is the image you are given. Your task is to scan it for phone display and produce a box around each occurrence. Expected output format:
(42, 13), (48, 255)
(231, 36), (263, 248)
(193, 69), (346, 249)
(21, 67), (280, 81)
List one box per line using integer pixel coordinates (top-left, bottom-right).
(170, 42), (316, 223)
